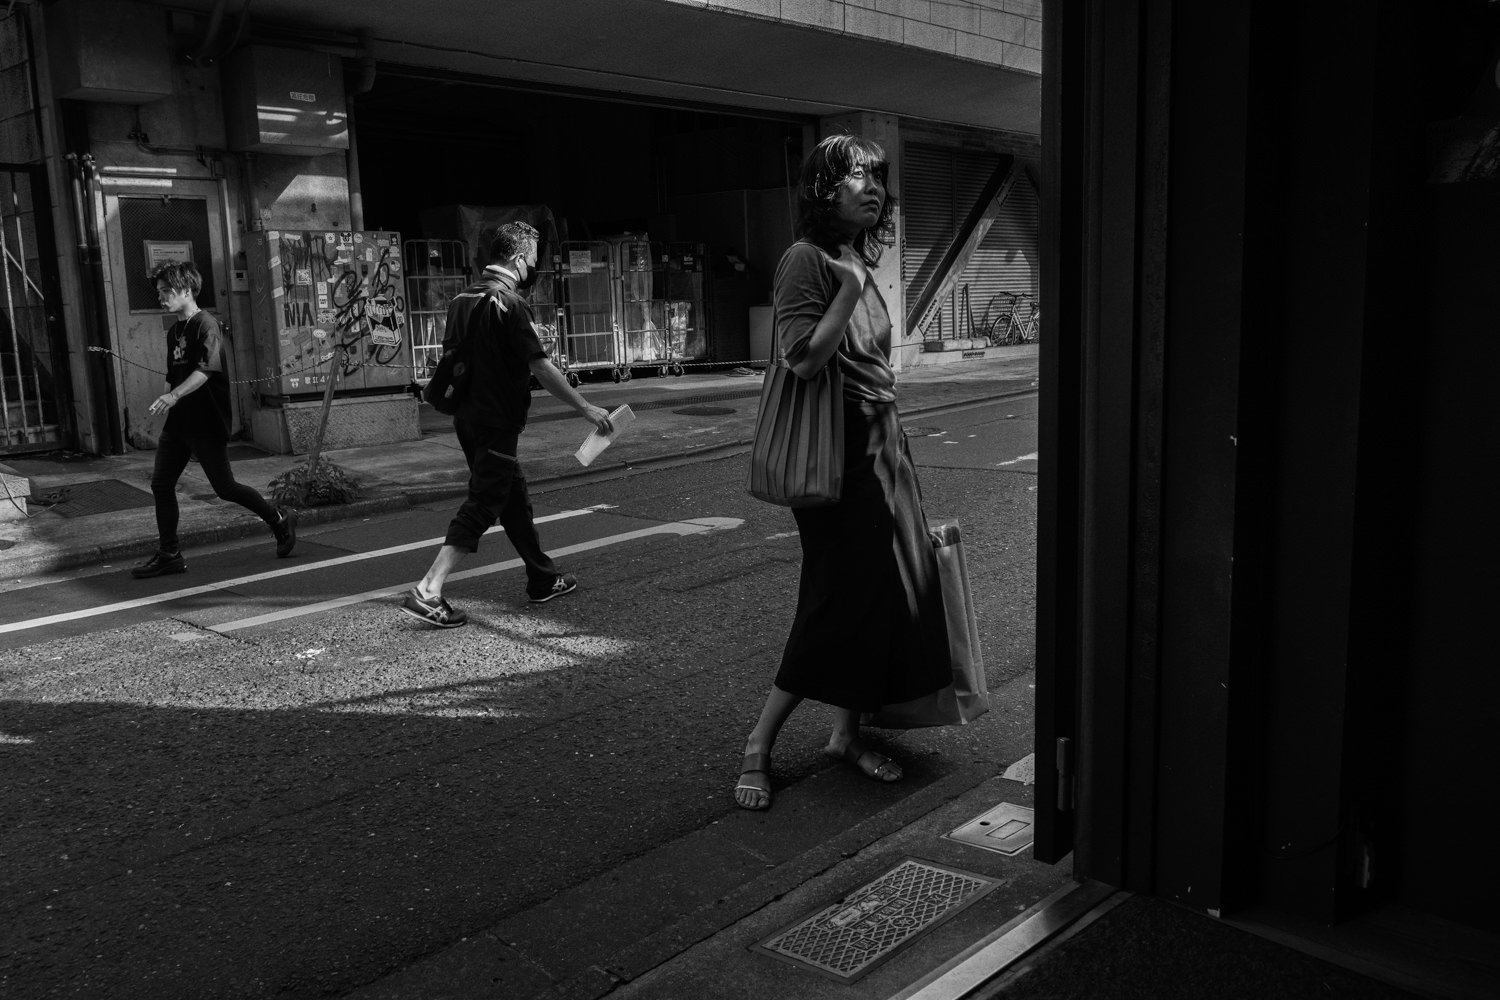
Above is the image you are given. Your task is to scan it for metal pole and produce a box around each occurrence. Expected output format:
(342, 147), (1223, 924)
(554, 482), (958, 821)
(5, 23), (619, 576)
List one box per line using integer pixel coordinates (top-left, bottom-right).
(300, 344), (343, 504)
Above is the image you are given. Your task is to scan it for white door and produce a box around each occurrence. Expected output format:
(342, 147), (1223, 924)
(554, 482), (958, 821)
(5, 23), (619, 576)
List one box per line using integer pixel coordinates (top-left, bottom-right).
(100, 179), (229, 448)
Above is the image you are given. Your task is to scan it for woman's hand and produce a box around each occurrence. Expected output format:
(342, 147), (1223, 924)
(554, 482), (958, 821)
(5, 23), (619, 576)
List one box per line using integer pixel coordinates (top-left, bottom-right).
(149, 392), (178, 416)
(826, 244), (868, 291)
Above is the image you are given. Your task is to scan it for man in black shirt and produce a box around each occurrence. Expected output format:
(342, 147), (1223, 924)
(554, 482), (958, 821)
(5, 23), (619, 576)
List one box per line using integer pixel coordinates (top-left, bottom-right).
(130, 261), (295, 578)
(401, 222), (613, 628)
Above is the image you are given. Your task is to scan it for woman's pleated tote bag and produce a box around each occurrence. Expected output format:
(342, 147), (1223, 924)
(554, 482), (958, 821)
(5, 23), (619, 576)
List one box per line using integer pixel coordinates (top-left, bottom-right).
(746, 356), (844, 507)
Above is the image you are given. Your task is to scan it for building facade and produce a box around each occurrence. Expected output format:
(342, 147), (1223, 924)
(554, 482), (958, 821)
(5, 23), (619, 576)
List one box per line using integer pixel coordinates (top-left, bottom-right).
(1, 0), (1042, 456)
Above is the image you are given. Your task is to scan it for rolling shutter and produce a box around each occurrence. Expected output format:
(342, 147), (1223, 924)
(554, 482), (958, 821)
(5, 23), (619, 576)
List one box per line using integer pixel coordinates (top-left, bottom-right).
(902, 142), (1038, 340)
(962, 170), (1040, 336)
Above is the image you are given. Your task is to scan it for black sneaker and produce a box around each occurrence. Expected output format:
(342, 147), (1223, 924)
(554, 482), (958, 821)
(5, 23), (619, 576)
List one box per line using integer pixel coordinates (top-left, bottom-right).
(400, 588), (468, 628)
(274, 507), (298, 558)
(131, 549), (186, 579)
(528, 573), (577, 604)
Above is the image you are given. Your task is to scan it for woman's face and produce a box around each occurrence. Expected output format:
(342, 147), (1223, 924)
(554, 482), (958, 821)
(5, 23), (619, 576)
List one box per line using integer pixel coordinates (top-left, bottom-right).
(831, 163), (886, 237)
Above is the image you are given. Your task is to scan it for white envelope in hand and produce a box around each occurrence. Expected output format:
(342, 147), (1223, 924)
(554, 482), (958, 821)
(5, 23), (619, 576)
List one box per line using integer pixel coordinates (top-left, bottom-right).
(575, 404), (636, 466)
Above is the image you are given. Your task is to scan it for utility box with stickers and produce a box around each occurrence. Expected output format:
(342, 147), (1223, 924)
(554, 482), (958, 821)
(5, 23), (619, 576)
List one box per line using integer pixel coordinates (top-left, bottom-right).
(244, 229), (419, 454)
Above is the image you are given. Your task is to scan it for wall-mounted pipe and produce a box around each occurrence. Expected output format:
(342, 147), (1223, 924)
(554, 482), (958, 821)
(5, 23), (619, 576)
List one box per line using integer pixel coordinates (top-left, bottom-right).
(351, 29), (377, 95)
(189, 0), (253, 68)
(67, 152), (124, 452)
(346, 29), (375, 231)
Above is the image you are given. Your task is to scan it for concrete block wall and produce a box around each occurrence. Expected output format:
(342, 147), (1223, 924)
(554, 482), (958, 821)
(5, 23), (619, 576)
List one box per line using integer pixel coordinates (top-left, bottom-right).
(0, 12), (42, 162)
(662, 0), (1041, 74)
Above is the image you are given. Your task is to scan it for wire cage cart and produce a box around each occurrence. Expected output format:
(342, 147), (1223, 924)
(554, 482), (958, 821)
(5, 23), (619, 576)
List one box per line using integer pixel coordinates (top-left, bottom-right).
(558, 240), (621, 380)
(528, 248), (578, 387)
(403, 239), (471, 385)
(610, 239), (710, 377)
(663, 242), (709, 372)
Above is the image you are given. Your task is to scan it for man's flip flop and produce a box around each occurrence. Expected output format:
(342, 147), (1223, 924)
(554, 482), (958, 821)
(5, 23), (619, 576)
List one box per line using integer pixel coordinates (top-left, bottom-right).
(735, 752), (772, 810)
(835, 739), (902, 782)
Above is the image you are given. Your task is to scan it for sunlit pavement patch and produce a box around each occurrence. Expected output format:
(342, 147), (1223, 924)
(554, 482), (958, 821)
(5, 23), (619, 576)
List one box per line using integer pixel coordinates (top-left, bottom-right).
(751, 858), (999, 982)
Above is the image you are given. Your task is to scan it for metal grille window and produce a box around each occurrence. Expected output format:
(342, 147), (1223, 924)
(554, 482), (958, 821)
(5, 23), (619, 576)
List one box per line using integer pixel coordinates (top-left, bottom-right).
(118, 196), (216, 310)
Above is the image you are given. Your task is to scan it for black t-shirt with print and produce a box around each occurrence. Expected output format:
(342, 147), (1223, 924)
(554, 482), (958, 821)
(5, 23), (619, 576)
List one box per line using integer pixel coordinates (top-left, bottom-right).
(163, 311), (233, 440)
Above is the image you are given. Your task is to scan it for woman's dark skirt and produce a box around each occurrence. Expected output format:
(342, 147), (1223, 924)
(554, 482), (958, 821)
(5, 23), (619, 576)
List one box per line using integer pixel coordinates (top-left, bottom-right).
(774, 399), (951, 711)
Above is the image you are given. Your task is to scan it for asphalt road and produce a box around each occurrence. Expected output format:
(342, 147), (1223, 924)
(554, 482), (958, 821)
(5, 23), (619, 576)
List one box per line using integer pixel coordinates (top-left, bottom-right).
(0, 394), (1040, 1000)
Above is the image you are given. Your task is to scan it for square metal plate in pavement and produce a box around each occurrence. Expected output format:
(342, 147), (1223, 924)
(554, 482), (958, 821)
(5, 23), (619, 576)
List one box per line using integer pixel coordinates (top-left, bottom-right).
(945, 801), (1036, 856)
(32, 479), (155, 518)
(751, 857), (1000, 983)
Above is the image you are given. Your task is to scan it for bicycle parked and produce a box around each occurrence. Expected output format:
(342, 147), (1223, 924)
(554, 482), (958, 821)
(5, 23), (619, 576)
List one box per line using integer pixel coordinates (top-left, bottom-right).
(978, 291), (1040, 346)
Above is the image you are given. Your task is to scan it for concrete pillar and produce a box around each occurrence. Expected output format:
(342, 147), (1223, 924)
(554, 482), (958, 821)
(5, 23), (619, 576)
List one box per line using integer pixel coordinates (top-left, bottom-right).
(818, 113), (911, 370)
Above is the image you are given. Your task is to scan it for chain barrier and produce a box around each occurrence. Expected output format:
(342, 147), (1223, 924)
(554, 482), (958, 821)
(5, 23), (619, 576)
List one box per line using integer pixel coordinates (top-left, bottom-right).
(85, 345), (419, 386)
(86, 345), (770, 386)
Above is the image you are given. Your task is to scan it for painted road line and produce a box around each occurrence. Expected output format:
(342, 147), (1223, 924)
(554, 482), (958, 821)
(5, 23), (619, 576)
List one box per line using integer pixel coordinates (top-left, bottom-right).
(211, 517), (744, 634)
(0, 506), (609, 638)
(998, 452), (1039, 466)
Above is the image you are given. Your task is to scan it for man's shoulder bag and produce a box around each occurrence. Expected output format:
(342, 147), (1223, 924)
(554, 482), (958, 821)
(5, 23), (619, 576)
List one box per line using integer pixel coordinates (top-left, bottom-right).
(423, 284), (507, 415)
(422, 341), (470, 415)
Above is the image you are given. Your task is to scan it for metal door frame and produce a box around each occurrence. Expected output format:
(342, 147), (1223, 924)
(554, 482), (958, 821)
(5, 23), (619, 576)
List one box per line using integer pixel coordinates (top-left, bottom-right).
(98, 179), (230, 447)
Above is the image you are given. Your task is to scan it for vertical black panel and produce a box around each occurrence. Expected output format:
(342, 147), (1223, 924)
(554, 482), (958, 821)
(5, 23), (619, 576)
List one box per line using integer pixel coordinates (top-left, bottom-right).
(1033, 0), (1085, 864)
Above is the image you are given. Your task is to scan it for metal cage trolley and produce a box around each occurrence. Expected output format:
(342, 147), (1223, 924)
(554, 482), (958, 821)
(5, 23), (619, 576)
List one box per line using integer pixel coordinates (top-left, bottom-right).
(557, 240), (620, 380)
(610, 238), (710, 378)
(403, 239), (471, 385)
(528, 247), (579, 387)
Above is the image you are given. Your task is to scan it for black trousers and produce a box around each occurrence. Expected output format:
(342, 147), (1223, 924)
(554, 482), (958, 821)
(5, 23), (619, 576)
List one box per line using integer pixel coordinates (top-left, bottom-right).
(445, 419), (558, 588)
(151, 429), (278, 552)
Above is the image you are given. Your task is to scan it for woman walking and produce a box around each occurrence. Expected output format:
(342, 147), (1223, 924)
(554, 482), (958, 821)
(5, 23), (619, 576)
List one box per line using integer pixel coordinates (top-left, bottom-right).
(735, 135), (950, 811)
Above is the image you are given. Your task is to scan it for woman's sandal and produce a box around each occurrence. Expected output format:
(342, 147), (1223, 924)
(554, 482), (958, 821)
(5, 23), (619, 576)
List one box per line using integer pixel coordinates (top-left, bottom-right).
(834, 739), (903, 782)
(735, 752), (772, 810)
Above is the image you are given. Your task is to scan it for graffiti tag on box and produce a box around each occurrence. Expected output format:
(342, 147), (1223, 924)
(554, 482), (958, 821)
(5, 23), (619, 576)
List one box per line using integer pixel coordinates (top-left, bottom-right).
(274, 231), (406, 382)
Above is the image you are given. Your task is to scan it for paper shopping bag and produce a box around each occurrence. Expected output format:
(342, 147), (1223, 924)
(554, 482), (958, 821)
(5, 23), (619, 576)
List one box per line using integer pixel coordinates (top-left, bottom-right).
(862, 520), (990, 728)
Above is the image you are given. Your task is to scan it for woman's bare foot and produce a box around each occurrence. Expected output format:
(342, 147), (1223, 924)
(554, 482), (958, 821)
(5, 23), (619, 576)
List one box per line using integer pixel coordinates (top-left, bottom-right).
(735, 750), (772, 810)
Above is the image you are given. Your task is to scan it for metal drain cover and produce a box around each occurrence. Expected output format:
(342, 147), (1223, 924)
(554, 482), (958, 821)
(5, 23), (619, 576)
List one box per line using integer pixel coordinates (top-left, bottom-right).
(673, 405), (736, 415)
(32, 479), (154, 518)
(751, 858), (999, 982)
(945, 801), (1036, 856)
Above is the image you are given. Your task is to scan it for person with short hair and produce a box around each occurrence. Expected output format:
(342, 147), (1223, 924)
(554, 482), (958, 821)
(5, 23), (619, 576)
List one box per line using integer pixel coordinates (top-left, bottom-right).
(131, 260), (295, 579)
(400, 222), (613, 628)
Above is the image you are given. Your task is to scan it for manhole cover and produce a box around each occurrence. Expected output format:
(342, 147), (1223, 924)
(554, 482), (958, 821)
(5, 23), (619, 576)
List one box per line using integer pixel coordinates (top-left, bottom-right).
(903, 425), (943, 437)
(673, 405), (736, 416)
(751, 858), (999, 982)
(31, 479), (155, 519)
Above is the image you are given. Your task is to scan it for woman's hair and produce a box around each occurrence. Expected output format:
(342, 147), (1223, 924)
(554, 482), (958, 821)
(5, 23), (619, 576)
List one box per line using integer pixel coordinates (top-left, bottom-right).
(152, 260), (202, 296)
(795, 133), (896, 267)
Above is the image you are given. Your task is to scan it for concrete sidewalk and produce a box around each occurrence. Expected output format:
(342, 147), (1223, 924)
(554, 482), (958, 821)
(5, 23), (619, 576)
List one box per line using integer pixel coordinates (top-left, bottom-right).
(0, 348), (1038, 582)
